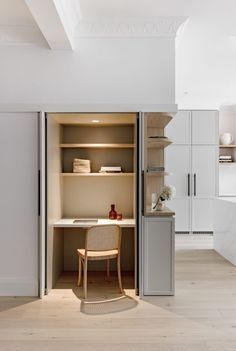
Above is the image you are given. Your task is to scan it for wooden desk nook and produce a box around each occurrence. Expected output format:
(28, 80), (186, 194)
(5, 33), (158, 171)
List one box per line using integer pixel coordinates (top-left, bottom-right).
(53, 218), (136, 228)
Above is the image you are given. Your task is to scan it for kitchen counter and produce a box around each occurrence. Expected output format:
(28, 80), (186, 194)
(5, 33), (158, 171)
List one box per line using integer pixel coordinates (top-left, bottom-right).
(214, 197), (236, 265)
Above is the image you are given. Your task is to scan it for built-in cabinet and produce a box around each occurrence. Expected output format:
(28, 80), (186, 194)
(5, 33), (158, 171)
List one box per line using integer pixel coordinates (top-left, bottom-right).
(165, 110), (218, 233)
(46, 113), (137, 292)
(142, 113), (175, 295)
(143, 217), (175, 295)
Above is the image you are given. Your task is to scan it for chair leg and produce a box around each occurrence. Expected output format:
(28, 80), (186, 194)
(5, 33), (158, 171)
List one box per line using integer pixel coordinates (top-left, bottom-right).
(117, 254), (123, 293)
(84, 258), (88, 299)
(78, 255), (82, 286)
(106, 259), (110, 280)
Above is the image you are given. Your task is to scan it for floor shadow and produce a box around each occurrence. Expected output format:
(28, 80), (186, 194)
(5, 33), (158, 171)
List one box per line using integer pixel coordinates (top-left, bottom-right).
(0, 297), (38, 313)
(79, 294), (138, 315)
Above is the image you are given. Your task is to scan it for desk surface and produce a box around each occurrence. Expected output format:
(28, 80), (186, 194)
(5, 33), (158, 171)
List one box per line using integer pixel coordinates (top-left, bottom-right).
(53, 218), (136, 228)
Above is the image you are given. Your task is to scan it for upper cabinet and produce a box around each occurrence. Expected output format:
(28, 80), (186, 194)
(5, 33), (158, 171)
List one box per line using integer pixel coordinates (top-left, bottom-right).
(192, 110), (218, 145)
(166, 110), (218, 145)
(165, 110), (191, 144)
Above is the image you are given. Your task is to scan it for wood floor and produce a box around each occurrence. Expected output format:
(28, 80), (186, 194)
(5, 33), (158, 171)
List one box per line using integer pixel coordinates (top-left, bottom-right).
(1, 249), (236, 351)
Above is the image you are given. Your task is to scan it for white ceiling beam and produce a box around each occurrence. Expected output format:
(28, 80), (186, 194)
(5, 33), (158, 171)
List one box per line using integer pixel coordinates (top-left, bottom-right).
(24, 0), (81, 50)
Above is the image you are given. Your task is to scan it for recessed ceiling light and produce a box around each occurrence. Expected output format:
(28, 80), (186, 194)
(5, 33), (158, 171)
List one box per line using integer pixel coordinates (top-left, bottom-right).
(92, 119), (100, 123)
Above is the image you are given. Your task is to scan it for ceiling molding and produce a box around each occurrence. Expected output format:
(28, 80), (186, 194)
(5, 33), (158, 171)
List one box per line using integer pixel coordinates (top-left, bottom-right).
(0, 25), (46, 46)
(76, 17), (188, 38)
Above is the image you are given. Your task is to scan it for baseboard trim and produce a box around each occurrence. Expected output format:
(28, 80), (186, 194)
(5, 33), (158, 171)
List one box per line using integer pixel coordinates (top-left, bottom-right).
(0, 277), (38, 296)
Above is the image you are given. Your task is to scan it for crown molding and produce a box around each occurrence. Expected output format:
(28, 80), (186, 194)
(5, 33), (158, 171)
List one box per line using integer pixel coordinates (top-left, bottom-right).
(0, 25), (46, 47)
(76, 17), (188, 38)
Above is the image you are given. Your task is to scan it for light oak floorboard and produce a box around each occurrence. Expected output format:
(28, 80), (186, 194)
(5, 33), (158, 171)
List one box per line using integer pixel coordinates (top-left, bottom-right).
(1, 250), (236, 351)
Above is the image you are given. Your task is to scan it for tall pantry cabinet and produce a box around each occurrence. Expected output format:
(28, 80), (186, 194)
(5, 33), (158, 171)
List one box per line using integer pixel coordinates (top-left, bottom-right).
(165, 110), (218, 233)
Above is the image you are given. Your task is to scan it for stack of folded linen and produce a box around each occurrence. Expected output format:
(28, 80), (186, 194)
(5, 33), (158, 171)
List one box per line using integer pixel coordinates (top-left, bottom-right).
(73, 159), (91, 173)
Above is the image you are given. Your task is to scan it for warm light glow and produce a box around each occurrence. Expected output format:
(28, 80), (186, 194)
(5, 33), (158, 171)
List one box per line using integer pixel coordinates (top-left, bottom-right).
(92, 120), (100, 123)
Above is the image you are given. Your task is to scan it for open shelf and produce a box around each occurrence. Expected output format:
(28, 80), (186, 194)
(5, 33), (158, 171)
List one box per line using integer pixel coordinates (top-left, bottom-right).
(60, 143), (135, 149)
(146, 171), (171, 176)
(61, 172), (135, 177)
(145, 113), (173, 128)
(219, 162), (236, 165)
(147, 138), (172, 148)
(219, 145), (236, 148)
(145, 206), (175, 217)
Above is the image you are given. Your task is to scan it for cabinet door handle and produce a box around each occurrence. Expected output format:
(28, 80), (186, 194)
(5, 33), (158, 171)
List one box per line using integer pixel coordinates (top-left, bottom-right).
(141, 171), (144, 215)
(38, 169), (41, 216)
(188, 173), (190, 196)
(194, 173), (196, 196)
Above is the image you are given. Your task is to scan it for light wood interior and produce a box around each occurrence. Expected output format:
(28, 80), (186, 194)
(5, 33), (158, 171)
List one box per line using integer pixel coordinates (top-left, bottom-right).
(144, 113), (173, 215)
(47, 113), (137, 291)
(52, 113), (136, 125)
(47, 116), (63, 290)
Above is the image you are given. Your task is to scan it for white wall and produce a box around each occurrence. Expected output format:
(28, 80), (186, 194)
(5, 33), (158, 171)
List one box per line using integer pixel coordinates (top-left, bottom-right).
(176, 20), (236, 109)
(0, 37), (175, 107)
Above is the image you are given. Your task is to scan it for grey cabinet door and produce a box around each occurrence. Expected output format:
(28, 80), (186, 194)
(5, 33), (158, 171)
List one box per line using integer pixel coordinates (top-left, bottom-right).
(143, 217), (175, 295)
(192, 110), (218, 145)
(165, 110), (191, 144)
(0, 112), (38, 296)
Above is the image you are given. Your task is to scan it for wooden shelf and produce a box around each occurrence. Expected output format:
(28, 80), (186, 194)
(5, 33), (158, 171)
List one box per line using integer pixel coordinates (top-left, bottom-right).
(61, 173), (134, 177)
(146, 171), (171, 176)
(147, 138), (172, 149)
(145, 113), (173, 128)
(145, 206), (175, 217)
(219, 145), (236, 148)
(60, 143), (135, 149)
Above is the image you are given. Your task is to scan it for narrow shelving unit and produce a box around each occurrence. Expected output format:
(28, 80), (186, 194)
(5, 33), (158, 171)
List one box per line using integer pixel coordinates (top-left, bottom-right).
(143, 112), (174, 216)
(146, 171), (171, 176)
(147, 138), (172, 148)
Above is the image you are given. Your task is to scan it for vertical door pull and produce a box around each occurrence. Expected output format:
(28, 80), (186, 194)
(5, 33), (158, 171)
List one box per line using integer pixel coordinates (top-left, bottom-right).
(187, 173), (190, 196)
(38, 169), (41, 216)
(194, 173), (196, 196)
(141, 171), (144, 215)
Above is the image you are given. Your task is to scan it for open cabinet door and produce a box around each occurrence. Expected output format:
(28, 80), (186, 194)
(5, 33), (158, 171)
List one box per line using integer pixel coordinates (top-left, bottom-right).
(137, 112), (144, 296)
(39, 111), (47, 298)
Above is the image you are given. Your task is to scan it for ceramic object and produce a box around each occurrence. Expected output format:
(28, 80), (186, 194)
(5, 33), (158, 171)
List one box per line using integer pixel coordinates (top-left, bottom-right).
(155, 202), (165, 211)
(151, 193), (158, 211)
(220, 133), (234, 145)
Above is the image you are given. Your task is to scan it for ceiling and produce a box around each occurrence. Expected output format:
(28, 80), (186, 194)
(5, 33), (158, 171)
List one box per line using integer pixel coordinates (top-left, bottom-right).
(0, 0), (35, 25)
(0, 0), (236, 34)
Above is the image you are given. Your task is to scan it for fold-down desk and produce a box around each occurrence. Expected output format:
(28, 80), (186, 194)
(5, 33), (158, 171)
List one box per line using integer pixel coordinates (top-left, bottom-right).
(53, 218), (135, 228)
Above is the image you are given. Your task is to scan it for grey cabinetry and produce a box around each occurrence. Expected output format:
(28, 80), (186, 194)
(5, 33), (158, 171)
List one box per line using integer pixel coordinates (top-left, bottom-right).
(143, 217), (175, 295)
(165, 110), (218, 233)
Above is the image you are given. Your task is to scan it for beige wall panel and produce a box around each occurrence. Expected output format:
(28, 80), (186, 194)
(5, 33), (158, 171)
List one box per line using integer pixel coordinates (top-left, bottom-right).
(62, 125), (134, 144)
(63, 177), (134, 218)
(63, 148), (134, 173)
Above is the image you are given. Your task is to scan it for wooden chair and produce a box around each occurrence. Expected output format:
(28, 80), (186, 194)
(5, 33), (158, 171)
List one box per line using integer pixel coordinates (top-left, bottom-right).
(77, 225), (123, 299)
